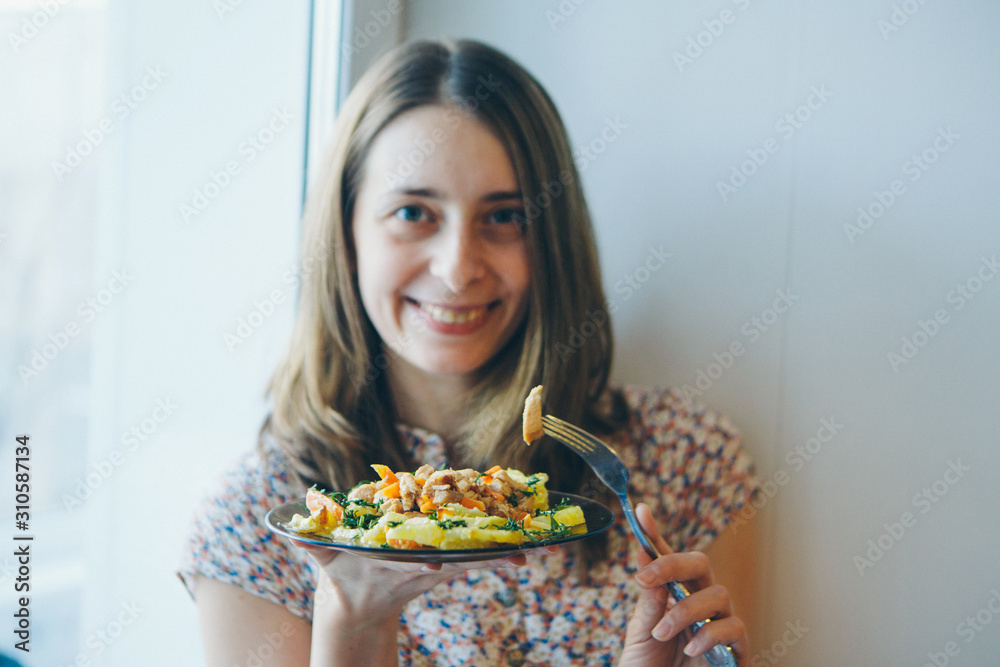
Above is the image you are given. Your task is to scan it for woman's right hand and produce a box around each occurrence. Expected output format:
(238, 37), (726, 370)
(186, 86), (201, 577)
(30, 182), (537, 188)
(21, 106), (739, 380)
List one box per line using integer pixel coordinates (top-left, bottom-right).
(290, 539), (530, 666)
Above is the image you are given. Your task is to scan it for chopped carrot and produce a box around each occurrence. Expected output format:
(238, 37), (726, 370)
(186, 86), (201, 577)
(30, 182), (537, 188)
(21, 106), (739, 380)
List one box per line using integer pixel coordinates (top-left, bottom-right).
(306, 488), (343, 525)
(418, 498), (437, 514)
(516, 511), (531, 528)
(371, 464), (398, 485)
(484, 465), (502, 476)
(381, 481), (400, 498)
(481, 475), (494, 485)
(487, 490), (507, 503)
(415, 478), (426, 486)
(387, 538), (423, 550)
(460, 497), (486, 512)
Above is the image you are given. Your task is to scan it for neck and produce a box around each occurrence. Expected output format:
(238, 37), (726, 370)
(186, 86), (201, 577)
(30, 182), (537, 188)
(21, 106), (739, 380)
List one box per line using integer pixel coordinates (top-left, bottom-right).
(386, 358), (474, 445)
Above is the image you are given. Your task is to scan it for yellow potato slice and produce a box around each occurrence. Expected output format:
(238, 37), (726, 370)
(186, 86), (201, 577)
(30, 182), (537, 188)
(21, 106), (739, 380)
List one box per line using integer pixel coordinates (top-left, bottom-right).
(528, 505), (585, 531)
(386, 518), (445, 547)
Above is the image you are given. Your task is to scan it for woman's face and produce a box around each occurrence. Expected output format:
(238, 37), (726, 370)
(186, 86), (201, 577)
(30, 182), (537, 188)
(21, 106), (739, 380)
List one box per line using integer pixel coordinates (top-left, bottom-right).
(351, 105), (531, 382)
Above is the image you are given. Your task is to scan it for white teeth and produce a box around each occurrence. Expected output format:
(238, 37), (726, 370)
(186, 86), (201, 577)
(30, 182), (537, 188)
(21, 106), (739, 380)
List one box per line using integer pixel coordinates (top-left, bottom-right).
(419, 303), (487, 324)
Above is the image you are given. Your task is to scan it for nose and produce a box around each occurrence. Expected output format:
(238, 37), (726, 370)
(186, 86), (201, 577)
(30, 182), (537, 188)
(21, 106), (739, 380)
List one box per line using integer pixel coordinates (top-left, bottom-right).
(428, 223), (486, 294)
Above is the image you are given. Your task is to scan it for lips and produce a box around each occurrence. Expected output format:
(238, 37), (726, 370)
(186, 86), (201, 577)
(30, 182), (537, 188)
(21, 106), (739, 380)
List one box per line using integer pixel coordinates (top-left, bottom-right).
(406, 298), (497, 333)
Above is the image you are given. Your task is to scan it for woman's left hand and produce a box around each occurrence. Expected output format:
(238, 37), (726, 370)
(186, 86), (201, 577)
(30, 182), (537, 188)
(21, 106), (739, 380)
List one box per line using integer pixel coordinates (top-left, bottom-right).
(618, 503), (749, 667)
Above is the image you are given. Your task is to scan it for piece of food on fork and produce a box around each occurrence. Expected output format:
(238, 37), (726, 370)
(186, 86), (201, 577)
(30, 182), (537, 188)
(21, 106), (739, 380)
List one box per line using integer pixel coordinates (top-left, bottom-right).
(522, 385), (544, 444)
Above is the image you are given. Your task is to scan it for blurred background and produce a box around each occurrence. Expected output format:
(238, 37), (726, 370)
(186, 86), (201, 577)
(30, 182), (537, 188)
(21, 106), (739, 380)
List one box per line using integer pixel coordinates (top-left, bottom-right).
(1, 0), (998, 665)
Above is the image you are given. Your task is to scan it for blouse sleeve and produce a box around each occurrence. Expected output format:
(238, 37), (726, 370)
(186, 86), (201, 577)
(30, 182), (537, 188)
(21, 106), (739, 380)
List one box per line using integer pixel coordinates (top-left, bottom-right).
(626, 386), (760, 553)
(176, 452), (316, 622)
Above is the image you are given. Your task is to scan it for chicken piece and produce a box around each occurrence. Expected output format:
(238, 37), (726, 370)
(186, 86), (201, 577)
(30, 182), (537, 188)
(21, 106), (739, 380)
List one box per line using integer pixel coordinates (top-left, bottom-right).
(428, 485), (464, 506)
(380, 498), (403, 514)
(414, 464), (435, 481)
(453, 468), (478, 493)
(522, 385), (544, 444)
(492, 469), (529, 493)
(422, 470), (464, 506)
(397, 472), (421, 511)
(513, 491), (535, 515)
(347, 483), (376, 503)
(483, 493), (518, 519)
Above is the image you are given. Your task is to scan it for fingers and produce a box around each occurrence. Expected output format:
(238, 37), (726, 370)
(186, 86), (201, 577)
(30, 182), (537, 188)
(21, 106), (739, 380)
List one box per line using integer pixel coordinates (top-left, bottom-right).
(636, 503), (674, 557)
(677, 615), (748, 662)
(636, 550), (714, 590)
(633, 504), (715, 592)
(651, 584), (733, 643)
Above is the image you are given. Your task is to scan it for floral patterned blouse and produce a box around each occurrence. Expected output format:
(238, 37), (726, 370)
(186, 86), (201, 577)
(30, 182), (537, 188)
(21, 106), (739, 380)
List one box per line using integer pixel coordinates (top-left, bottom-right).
(177, 386), (759, 666)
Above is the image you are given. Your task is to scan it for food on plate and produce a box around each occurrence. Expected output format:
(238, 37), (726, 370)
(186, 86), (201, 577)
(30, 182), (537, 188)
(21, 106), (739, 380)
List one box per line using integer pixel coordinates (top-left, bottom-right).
(286, 463), (586, 550)
(522, 385), (544, 444)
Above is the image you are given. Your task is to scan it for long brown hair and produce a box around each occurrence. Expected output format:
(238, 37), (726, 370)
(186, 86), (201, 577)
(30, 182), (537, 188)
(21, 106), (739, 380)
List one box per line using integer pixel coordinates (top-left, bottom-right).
(262, 39), (626, 503)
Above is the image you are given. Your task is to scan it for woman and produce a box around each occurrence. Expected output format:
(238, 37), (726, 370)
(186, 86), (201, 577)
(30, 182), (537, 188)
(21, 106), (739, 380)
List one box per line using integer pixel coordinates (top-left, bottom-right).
(179, 39), (759, 666)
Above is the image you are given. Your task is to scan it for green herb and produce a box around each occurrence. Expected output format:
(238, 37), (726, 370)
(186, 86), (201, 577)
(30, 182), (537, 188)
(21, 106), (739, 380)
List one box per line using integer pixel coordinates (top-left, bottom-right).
(495, 518), (523, 531)
(346, 498), (381, 508)
(435, 519), (468, 530)
(526, 474), (543, 486)
(342, 510), (380, 530)
(537, 497), (570, 516)
(386, 520), (403, 528)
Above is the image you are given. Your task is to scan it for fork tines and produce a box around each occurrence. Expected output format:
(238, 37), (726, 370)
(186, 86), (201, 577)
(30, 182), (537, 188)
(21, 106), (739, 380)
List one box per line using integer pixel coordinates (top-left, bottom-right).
(540, 415), (597, 453)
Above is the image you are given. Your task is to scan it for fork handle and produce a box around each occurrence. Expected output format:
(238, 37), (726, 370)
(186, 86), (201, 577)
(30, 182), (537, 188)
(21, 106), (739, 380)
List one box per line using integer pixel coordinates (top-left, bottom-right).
(620, 498), (737, 667)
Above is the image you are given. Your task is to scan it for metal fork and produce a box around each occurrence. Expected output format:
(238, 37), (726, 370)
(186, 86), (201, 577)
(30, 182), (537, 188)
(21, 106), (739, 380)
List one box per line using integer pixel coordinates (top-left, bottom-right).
(542, 414), (737, 667)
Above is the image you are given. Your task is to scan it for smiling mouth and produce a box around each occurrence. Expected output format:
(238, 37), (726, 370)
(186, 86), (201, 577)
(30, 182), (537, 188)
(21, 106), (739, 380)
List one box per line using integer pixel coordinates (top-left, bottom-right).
(407, 298), (496, 325)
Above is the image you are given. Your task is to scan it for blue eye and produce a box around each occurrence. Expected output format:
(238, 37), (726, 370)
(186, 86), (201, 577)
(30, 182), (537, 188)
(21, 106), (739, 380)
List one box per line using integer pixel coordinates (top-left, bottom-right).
(394, 205), (426, 222)
(488, 208), (526, 226)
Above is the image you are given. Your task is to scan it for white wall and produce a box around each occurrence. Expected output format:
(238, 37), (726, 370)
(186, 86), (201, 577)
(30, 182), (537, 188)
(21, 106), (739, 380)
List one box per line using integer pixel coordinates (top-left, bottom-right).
(403, 1), (1000, 665)
(78, 2), (309, 665)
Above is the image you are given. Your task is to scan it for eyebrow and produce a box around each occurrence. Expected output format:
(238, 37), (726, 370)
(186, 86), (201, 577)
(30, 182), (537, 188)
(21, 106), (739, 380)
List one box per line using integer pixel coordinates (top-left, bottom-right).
(386, 187), (523, 202)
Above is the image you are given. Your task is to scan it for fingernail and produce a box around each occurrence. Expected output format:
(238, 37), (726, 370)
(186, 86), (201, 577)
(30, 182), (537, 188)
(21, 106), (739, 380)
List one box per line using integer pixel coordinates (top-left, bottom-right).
(653, 618), (673, 641)
(683, 642), (697, 656)
(636, 568), (656, 586)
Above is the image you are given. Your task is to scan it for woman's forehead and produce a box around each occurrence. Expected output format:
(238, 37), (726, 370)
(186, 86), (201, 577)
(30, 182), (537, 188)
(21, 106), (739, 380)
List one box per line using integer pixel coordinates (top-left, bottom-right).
(361, 105), (520, 200)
